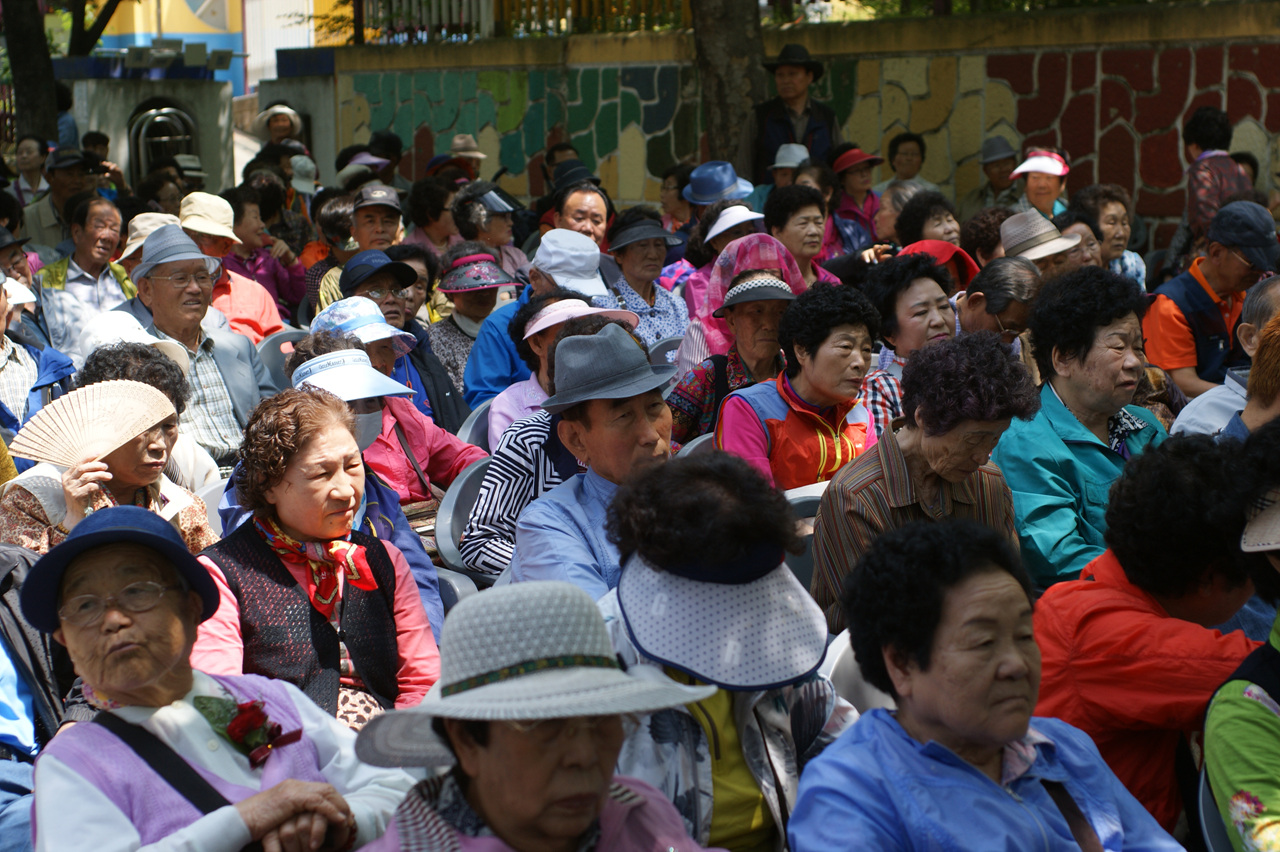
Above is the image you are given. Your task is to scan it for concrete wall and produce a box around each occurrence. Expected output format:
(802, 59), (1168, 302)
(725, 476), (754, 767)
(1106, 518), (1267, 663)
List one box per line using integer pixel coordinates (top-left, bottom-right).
(271, 2), (1280, 248)
(256, 77), (341, 186)
(70, 78), (234, 192)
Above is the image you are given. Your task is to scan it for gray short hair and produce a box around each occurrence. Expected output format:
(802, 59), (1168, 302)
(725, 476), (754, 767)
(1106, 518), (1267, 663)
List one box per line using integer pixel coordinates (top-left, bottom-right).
(966, 256), (1042, 314)
(880, 180), (924, 214)
(1243, 275), (1280, 328)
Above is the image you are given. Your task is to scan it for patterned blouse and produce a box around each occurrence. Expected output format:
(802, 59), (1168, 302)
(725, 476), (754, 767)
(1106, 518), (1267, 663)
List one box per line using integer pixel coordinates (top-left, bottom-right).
(592, 278), (689, 349)
(425, 316), (477, 396)
(0, 477), (218, 555)
(667, 346), (777, 446)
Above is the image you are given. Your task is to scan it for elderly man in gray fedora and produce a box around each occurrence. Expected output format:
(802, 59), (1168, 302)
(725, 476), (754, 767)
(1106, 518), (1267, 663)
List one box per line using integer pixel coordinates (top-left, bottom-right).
(958, 137), (1022, 223)
(115, 224), (277, 469)
(501, 322), (675, 599)
(1001, 210), (1081, 284)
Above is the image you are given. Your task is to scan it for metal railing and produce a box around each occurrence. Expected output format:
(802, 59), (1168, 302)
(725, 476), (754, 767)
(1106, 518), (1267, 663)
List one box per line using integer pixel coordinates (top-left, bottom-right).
(357, 0), (692, 41)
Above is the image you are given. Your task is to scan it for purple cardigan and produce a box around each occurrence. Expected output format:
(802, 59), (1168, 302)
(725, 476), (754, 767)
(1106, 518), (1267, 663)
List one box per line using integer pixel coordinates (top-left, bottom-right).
(36, 673), (327, 846)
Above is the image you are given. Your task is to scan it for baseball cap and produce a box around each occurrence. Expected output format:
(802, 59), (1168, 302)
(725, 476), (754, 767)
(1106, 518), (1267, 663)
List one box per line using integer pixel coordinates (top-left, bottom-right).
(1208, 201), (1280, 273)
(353, 184), (402, 214)
(533, 229), (608, 297)
(338, 249), (417, 298)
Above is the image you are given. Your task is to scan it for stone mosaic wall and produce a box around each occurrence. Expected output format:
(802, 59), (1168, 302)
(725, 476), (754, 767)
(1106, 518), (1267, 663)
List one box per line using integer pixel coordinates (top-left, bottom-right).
(328, 28), (1280, 249)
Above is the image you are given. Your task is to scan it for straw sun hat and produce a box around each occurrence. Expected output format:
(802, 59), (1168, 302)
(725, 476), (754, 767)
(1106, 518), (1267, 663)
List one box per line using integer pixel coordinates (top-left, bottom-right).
(356, 582), (714, 767)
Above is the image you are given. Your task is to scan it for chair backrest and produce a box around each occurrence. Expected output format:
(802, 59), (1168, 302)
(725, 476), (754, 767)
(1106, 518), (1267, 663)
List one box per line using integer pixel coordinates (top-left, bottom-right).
(435, 567), (478, 612)
(820, 629), (897, 714)
(256, 328), (311, 392)
(649, 336), (683, 367)
(784, 487), (826, 591)
(1200, 770), (1236, 852)
(456, 399), (492, 453)
(434, 458), (491, 574)
(196, 477), (230, 538)
(677, 432), (716, 457)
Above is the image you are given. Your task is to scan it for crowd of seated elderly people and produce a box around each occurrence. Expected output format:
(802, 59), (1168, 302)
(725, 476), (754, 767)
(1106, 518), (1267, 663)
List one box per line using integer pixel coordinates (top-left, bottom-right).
(3, 96), (1280, 852)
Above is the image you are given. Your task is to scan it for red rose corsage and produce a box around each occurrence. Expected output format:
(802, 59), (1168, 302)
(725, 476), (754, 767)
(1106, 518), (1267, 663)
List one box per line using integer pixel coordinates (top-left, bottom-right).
(195, 695), (303, 769)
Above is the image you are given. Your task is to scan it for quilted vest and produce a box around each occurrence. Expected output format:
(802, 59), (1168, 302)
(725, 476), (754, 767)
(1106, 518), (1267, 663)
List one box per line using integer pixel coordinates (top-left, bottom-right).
(1154, 270), (1248, 384)
(202, 521), (400, 714)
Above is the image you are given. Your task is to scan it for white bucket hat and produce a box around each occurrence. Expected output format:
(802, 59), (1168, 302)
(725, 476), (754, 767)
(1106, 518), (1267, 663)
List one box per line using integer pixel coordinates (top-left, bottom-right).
(769, 143), (809, 171)
(179, 192), (241, 243)
(705, 206), (764, 243)
(121, 213), (182, 262)
(616, 553), (829, 690)
(77, 312), (191, 376)
(356, 582), (714, 767)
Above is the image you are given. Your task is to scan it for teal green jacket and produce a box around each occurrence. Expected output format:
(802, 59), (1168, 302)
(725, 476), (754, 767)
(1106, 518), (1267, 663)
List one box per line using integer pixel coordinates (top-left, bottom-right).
(991, 383), (1166, 590)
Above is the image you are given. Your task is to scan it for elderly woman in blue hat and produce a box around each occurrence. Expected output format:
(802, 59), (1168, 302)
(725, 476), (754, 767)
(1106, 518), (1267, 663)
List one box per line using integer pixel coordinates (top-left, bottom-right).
(600, 451), (856, 851)
(355, 581), (723, 852)
(593, 208), (688, 348)
(24, 505), (415, 851)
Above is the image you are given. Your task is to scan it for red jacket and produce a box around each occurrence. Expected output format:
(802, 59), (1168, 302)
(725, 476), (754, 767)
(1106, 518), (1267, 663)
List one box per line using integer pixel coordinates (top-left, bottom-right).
(1033, 549), (1259, 830)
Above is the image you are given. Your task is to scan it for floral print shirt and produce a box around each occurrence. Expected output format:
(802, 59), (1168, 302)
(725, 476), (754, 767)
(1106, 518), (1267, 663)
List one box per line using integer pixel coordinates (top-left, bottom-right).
(592, 278), (689, 349)
(667, 346), (775, 446)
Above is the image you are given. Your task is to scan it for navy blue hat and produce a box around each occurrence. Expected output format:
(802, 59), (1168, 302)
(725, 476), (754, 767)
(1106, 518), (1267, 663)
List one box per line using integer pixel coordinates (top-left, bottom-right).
(21, 506), (220, 633)
(338, 249), (418, 299)
(1208, 201), (1280, 273)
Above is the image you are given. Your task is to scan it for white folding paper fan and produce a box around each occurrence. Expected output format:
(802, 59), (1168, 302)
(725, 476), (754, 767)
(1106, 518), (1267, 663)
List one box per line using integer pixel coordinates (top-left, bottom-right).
(9, 380), (176, 467)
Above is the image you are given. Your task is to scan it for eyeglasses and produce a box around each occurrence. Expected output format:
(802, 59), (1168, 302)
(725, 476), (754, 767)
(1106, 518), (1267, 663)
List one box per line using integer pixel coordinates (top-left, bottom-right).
(992, 311), (1025, 341)
(149, 272), (216, 289)
(58, 581), (180, 627)
(359, 288), (412, 301)
(503, 713), (638, 745)
(1230, 249), (1262, 275)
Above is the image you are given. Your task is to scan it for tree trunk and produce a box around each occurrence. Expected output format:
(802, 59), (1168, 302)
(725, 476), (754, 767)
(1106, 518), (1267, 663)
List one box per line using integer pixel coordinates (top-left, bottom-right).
(68, 0), (127, 55)
(691, 0), (765, 173)
(6, 0), (57, 141)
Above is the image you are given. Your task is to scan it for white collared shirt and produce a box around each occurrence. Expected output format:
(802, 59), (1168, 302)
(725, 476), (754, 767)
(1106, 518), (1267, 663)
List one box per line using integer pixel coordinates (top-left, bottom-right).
(64, 257), (127, 312)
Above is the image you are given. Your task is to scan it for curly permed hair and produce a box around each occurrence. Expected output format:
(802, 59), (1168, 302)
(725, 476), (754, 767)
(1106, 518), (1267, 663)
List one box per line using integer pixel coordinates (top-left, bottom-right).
(778, 282), (881, 379)
(841, 518), (1031, 699)
(900, 332), (1039, 435)
(237, 388), (355, 518)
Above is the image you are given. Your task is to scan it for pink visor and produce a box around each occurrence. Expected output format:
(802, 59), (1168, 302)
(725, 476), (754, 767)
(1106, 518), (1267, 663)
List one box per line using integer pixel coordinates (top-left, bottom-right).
(523, 301), (639, 339)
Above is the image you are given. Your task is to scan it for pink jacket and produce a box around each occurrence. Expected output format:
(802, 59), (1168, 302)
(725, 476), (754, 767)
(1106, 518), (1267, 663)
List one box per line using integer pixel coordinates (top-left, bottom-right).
(363, 396), (488, 503)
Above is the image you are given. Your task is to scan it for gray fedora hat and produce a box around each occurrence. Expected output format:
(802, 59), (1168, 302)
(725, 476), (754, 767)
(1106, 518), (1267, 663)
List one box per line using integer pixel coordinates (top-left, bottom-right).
(542, 323), (676, 414)
(132, 224), (220, 282)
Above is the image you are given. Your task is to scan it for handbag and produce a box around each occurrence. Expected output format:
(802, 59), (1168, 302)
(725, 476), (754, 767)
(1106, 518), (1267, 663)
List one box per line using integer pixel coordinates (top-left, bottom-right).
(94, 712), (265, 852)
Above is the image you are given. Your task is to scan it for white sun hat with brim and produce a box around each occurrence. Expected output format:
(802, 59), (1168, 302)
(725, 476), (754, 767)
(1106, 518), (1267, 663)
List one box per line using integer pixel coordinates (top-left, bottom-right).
(523, 301), (638, 340)
(1011, 150), (1071, 178)
(3, 278), (34, 307)
(77, 312), (191, 376)
(616, 551), (829, 691)
(120, 213), (182, 262)
(705, 206), (764, 243)
(356, 582), (716, 767)
(251, 104), (303, 140)
(291, 349), (413, 401)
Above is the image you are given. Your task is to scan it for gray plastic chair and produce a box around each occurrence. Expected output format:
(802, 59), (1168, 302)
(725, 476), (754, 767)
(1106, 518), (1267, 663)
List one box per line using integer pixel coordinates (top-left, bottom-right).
(820, 629), (896, 714)
(433, 458), (498, 588)
(456, 399), (492, 453)
(435, 567), (479, 612)
(649, 336), (683, 366)
(785, 492), (824, 592)
(196, 478), (229, 537)
(1200, 770), (1235, 852)
(677, 432), (716, 457)
(256, 329), (310, 392)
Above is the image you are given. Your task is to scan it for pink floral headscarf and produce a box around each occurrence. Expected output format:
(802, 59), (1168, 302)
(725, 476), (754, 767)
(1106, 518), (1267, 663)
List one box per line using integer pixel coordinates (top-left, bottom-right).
(698, 233), (807, 356)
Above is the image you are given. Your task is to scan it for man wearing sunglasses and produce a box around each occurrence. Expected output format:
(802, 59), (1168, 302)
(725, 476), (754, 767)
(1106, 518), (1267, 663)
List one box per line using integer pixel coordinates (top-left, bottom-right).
(1145, 201), (1280, 399)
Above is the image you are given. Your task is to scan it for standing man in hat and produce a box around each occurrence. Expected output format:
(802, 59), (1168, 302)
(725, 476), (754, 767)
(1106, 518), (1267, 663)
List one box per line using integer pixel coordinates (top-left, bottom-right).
(503, 323), (675, 599)
(1145, 200), (1280, 398)
(957, 137), (1022, 223)
(742, 44), (843, 185)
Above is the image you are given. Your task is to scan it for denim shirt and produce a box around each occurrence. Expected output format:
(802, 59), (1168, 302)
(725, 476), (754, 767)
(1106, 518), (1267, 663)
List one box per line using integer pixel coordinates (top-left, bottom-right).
(788, 710), (1180, 852)
(503, 470), (620, 600)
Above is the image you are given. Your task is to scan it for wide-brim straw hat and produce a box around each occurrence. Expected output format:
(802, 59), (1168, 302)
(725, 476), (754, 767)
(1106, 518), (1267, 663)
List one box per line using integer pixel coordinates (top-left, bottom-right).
(616, 554), (829, 690)
(355, 582), (715, 767)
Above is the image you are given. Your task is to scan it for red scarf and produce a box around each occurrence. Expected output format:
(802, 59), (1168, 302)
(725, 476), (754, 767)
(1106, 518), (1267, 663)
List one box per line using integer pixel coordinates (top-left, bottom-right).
(253, 518), (377, 618)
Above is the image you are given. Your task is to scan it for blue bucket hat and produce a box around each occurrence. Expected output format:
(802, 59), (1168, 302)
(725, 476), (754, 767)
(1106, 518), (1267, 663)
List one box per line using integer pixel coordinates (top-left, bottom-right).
(20, 505), (221, 634)
(312, 296), (417, 358)
(683, 161), (753, 205)
(132, 224), (221, 282)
